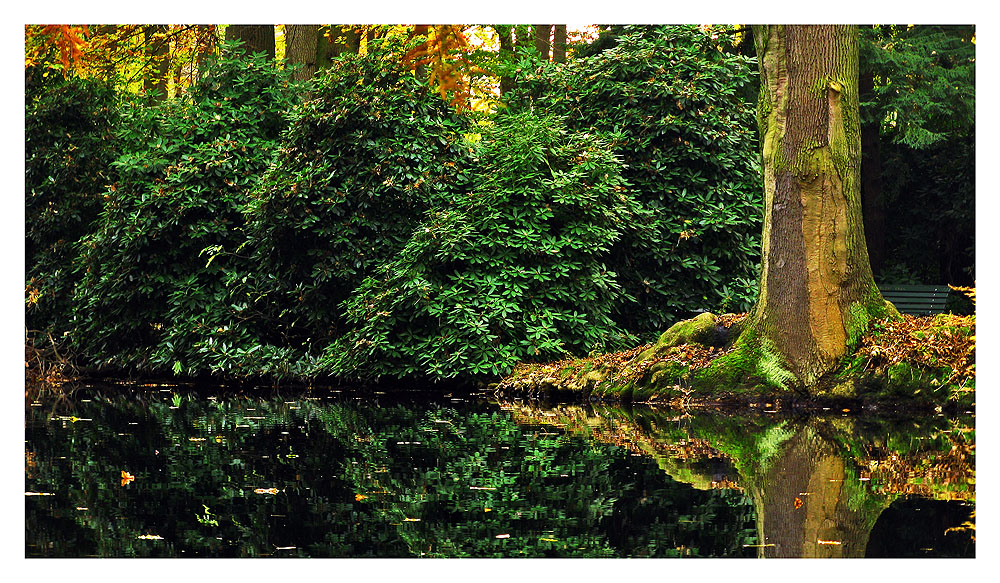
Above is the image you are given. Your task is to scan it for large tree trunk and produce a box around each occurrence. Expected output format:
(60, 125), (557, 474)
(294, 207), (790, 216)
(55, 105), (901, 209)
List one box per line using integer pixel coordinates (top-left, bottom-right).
(736, 25), (889, 388)
(225, 25), (276, 60)
(284, 24), (318, 83)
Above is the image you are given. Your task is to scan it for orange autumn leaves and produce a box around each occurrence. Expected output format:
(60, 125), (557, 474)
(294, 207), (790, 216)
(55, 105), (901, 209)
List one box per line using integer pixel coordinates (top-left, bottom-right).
(26, 25), (88, 71)
(855, 313), (976, 385)
(403, 25), (487, 111)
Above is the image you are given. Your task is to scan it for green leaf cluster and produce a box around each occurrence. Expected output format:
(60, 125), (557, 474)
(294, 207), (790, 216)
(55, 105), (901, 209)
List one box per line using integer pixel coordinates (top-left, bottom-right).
(860, 25), (975, 149)
(507, 25), (763, 333)
(25, 71), (121, 334)
(69, 49), (298, 375)
(240, 53), (474, 354)
(319, 111), (643, 379)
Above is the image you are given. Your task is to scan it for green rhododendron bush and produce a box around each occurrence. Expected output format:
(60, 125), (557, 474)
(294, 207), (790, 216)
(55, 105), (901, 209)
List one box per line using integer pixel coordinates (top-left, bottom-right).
(320, 111), (644, 379)
(239, 53), (475, 360)
(70, 49), (298, 375)
(508, 25), (763, 335)
(26, 70), (121, 336)
(26, 28), (768, 383)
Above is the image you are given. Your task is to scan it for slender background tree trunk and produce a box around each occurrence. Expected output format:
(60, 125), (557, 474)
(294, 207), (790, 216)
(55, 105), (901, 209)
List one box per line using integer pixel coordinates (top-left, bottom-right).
(143, 25), (169, 101)
(552, 25), (567, 63)
(225, 25), (276, 59)
(496, 25), (516, 96)
(533, 24), (552, 60)
(284, 24), (318, 83)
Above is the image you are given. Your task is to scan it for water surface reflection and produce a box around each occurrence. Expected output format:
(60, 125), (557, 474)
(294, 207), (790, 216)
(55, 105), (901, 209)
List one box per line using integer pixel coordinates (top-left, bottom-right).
(25, 385), (973, 558)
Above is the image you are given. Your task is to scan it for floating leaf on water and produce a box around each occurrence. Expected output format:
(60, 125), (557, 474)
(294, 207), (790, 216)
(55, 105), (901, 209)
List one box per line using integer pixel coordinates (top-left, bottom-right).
(495, 534), (510, 539)
(189, 437), (207, 442)
(24, 492), (55, 496)
(402, 518), (421, 522)
(274, 546), (297, 550)
(121, 471), (134, 486)
(817, 540), (842, 545)
(137, 534), (164, 540)
(484, 508), (492, 512)
(470, 486), (496, 490)
(793, 497), (803, 509)
(254, 488), (279, 495)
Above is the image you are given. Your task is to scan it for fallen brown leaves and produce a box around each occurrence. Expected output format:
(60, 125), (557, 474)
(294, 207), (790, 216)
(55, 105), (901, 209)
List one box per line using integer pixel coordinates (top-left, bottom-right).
(855, 314), (975, 384)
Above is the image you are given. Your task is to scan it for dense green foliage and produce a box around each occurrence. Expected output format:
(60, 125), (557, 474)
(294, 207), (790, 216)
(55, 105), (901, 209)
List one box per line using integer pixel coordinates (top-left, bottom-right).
(70, 49), (297, 375)
(25, 71), (120, 334)
(859, 25), (976, 286)
(241, 54), (474, 356)
(879, 135), (975, 286)
(860, 25), (975, 149)
(508, 25), (763, 333)
(320, 112), (644, 379)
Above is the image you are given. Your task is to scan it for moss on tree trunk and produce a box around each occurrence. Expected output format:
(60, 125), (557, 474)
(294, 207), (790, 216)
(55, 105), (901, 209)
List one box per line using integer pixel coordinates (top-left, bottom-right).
(699, 26), (896, 391)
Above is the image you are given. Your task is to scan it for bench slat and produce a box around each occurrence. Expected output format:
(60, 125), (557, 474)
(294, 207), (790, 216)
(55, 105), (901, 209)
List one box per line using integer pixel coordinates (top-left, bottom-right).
(878, 284), (951, 315)
(879, 285), (951, 292)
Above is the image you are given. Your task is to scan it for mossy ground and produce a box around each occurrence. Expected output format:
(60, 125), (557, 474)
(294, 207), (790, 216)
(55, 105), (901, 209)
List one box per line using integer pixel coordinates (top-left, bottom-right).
(495, 312), (975, 410)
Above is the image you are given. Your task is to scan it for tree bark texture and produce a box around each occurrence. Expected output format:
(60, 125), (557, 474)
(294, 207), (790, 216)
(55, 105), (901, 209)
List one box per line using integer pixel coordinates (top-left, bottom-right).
(225, 25), (276, 60)
(534, 25), (552, 60)
(747, 25), (884, 387)
(552, 25), (567, 63)
(284, 24), (318, 83)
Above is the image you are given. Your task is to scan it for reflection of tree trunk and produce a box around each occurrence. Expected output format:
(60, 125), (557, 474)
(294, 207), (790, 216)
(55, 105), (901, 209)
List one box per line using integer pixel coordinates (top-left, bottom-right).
(860, 72), (885, 277)
(749, 426), (885, 557)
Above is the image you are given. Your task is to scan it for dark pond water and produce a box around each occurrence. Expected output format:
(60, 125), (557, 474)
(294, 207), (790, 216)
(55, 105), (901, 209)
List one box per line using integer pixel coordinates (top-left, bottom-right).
(25, 383), (975, 558)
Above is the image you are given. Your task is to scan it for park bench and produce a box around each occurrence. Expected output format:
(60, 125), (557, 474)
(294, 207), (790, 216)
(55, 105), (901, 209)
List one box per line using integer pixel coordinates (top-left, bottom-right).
(878, 284), (951, 316)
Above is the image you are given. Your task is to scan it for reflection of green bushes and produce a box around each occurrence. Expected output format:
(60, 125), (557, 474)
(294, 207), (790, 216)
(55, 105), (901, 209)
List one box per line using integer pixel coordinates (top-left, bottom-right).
(25, 391), (758, 557)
